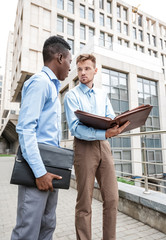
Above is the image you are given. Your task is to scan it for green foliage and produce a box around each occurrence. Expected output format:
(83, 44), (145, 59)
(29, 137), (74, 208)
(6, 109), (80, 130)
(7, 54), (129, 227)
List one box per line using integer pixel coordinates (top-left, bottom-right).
(117, 177), (134, 185)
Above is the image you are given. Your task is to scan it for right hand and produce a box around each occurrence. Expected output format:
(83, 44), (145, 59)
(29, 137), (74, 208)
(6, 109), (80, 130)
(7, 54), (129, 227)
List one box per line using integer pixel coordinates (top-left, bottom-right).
(105, 121), (130, 138)
(36, 172), (62, 192)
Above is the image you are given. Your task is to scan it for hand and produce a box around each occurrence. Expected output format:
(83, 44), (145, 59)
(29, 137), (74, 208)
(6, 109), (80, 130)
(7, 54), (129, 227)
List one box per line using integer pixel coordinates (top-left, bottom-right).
(36, 172), (62, 192)
(105, 121), (130, 138)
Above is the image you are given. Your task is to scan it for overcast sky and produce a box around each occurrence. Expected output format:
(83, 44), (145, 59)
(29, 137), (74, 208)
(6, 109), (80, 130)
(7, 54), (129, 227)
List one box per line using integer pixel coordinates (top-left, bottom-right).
(0, 0), (166, 74)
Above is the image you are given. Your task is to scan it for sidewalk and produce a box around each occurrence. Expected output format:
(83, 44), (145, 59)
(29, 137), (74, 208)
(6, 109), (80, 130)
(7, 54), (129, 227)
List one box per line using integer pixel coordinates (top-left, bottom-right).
(0, 157), (166, 240)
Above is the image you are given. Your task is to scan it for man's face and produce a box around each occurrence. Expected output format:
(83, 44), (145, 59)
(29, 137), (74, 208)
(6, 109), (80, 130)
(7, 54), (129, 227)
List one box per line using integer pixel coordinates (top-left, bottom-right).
(77, 60), (97, 88)
(58, 51), (72, 81)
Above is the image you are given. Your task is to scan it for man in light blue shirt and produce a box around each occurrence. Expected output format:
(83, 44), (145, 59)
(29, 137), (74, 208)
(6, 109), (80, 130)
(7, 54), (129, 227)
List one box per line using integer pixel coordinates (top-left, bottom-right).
(64, 54), (129, 240)
(11, 36), (72, 240)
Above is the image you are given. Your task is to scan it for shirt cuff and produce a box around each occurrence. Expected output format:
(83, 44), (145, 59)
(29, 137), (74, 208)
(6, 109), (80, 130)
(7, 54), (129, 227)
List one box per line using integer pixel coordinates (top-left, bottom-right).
(29, 163), (47, 178)
(95, 130), (107, 140)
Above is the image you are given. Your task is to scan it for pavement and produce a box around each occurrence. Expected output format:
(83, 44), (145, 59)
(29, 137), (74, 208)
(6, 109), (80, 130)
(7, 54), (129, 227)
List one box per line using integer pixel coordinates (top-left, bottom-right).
(0, 156), (166, 240)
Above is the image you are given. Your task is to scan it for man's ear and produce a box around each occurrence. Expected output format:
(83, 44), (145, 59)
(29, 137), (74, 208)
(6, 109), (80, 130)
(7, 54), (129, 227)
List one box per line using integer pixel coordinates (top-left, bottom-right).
(94, 68), (98, 74)
(57, 53), (63, 64)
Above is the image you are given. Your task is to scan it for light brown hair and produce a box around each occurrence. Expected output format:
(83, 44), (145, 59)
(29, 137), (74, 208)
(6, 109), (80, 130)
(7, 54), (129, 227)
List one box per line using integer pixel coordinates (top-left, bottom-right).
(76, 54), (96, 67)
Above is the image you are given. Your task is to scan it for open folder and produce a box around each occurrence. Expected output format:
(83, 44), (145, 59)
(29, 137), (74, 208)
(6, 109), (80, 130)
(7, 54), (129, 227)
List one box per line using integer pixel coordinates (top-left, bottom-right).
(74, 104), (153, 133)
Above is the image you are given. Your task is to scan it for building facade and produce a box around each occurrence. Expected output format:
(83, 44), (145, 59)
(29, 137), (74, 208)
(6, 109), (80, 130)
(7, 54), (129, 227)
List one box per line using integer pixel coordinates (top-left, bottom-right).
(1, 0), (166, 180)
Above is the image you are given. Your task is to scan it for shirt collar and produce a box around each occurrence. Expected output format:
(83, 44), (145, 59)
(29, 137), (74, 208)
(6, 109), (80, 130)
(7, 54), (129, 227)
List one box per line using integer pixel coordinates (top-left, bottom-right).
(42, 66), (61, 91)
(78, 82), (96, 94)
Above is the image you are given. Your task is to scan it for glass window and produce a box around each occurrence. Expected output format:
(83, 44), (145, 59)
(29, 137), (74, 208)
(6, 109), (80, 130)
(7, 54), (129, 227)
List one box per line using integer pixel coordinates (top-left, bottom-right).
(67, 19), (74, 36)
(124, 23), (128, 35)
(138, 30), (143, 41)
(107, 35), (112, 48)
(123, 8), (127, 21)
(160, 39), (163, 49)
(68, 0), (74, 14)
(152, 35), (156, 46)
(133, 27), (137, 39)
(67, 38), (74, 54)
(107, 17), (112, 29)
(117, 5), (120, 18)
(89, 27), (95, 38)
(138, 14), (142, 26)
(100, 13), (104, 26)
(80, 42), (85, 50)
(99, 0), (104, 9)
(147, 33), (150, 44)
(57, 16), (64, 32)
(124, 40), (129, 47)
(88, 8), (94, 22)
(57, 0), (64, 10)
(80, 24), (86, 40)
(118, 38), (122, 45)
(61, 87), (69, 140)
(99, 31), (105, 46)
(80, 4), (85, 18)
(107, 1), (111, 14)
(117, 21), (121, 33)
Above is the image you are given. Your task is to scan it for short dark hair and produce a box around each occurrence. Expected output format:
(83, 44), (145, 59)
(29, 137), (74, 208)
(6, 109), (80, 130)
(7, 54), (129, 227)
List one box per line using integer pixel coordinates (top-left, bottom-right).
(76, 54), (96, 67)
(42, 36), (71, 63)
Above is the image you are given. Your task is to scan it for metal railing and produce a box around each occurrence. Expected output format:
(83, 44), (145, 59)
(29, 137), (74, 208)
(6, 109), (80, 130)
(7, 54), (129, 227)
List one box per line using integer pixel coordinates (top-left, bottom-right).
(113, 130), (166, 194)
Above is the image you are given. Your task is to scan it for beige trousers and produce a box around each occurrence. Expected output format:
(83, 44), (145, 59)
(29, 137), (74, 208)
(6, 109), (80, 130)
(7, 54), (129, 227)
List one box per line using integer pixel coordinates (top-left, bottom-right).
(73, 138), (119, 240)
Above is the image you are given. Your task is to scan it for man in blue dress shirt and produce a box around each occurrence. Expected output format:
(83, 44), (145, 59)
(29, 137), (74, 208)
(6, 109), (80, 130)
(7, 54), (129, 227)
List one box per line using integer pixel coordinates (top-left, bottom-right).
(11, 36), (72, 240)
(64, 54), (129, 240)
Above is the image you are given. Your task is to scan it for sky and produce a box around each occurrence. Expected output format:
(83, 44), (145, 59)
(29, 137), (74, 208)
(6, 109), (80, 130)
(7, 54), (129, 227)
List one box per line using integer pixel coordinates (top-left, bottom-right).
(0, 0), (166, 74)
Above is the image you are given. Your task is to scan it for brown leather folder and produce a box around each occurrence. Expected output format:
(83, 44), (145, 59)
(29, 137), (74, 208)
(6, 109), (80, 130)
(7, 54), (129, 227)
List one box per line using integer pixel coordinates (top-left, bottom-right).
(74, 104), (153, 133)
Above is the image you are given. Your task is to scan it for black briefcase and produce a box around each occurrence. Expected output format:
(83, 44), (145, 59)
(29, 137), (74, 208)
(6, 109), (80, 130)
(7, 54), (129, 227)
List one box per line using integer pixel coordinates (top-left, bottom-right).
(10, 143), (74, 189)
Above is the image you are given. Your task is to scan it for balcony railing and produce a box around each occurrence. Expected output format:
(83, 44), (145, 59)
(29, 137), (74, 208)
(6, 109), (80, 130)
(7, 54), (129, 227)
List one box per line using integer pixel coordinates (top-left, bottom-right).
(112, 130), (166, 194)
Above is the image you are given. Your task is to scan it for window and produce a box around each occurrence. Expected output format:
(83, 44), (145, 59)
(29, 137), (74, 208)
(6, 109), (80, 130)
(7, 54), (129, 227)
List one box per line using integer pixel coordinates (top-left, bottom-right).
(161, 54), (164, 65)
(80, 24), (86, 40)
(124, 40), (129, 47)
(134, 43), (137, 50)
(107, 1), (111, 14)
(123, 24), (128, 35)
(139, 45), (144, 53)
(67, 39), (74, 54)
(118, 38), (122, 45)
(88, 8), (94, 22)
(100, 13), (104, 26)
(107, 35), (112, 48)
(117, 21), (121, 33)
(137, 77), (162, 175)
(61, 87), (69, 140)
(160, 39), (163, 49)
(67, 19), (74, 36)
(80, 42), (85, 50)
(102, 68), (131, 176)
(138, 30), (143, 41)
(80, 4), (85, 18)
(89, 27), (95, 38)
(138, 14), (142, 27)
(123, 8), (127, 21)
(107, 17), (112, 29)
(57, 0), (64, 10)
(117, 5), (120, 18)
(152, 35), (156, 47)
(99, 31), (105, 46)
(57, 16), (64, 33)
(68, 0), (74, 14)
(133, 27), (136, 39)
(99, 0), (104, 9)
(147, 33), (150, 44)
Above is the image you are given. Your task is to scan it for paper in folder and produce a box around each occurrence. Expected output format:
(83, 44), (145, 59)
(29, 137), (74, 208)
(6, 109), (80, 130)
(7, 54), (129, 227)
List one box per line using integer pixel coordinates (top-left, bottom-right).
(74, 104), (153, 133)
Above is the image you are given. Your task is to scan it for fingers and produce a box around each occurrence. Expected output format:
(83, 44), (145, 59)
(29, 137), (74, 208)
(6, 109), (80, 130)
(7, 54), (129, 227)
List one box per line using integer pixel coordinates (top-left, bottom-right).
(52, 174), (62, 180)
(118, 121), (130, 133)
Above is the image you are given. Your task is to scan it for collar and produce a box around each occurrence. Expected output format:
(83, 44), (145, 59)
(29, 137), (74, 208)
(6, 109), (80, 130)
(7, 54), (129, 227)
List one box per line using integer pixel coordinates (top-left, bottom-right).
(78, 82), (96, 94)
(42, 66), (61, 91)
